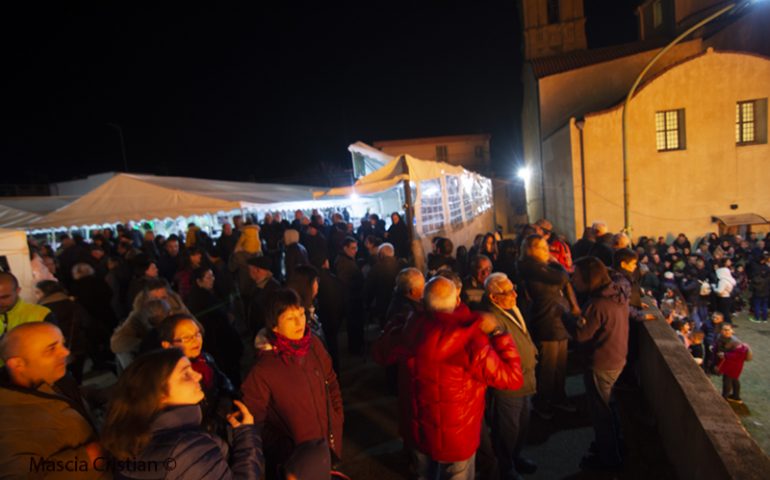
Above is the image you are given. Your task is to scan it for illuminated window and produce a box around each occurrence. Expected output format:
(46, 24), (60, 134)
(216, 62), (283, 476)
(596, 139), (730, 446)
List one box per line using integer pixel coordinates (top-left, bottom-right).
(445, 176), (463, 227)
(436, 145), (448, 162)
(419, 179), (445, 235)
(655, 109), (685, 151)
(737, 99), (768, 145)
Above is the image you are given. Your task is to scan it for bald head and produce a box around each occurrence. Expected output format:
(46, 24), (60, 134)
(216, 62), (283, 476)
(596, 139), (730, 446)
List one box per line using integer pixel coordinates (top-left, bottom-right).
(1, 322), (70, 388)
(424, 276), (457, 313)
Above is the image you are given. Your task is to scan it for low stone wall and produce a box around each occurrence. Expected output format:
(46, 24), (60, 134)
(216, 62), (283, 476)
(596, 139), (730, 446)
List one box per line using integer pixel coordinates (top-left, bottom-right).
(639, 318), (770, 479)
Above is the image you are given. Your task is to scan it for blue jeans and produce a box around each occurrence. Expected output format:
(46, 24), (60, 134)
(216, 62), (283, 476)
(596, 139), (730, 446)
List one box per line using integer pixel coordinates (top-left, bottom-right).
(752, 296), (768, 321)
(583, 369), (623, 465)
(412, 451), (476, 480)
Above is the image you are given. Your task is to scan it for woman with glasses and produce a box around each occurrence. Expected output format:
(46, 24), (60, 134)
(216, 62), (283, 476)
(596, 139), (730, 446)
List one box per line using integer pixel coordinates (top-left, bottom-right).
(158, 314), (237, 439)
(242, 288), (343, 479)
(101, 348), (263, 479)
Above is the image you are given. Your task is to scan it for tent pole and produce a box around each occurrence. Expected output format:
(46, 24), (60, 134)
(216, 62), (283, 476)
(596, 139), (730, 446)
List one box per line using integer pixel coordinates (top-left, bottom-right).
(402, 156), (414, 245)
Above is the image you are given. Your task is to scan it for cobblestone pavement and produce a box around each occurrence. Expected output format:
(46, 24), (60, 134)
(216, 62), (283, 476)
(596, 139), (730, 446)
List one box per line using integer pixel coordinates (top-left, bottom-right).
(709, 311), (770, 455)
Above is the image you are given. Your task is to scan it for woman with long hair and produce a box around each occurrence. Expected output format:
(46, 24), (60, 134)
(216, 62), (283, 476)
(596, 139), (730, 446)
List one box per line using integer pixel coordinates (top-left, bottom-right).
(101, 348), (263, 479)
(242, 288), (343, 479)
(480, 232), (499, 266)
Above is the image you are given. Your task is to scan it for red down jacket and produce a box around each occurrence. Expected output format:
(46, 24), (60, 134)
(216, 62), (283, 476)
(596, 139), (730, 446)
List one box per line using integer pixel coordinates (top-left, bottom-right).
(405, 304), (523, 462)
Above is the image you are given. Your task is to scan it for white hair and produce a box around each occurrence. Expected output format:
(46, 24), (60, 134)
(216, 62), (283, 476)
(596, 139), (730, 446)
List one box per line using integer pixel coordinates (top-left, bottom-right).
(395, 268), (424, 295)
(378, 243), (395, 258)
(424, 276), (457, 313)
(484, 272), (512, 295)
(71, 263), (95, 280)
(592, 221), (608, 236)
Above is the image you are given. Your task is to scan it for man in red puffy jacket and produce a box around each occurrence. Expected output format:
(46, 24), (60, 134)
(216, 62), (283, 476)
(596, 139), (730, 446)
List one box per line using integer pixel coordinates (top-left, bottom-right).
(403, 276), (523, 480)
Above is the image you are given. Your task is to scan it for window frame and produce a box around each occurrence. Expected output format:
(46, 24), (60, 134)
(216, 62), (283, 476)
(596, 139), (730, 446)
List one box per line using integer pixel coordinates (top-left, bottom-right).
(736, 98), (768, 146)
(655, 108), (686, 152)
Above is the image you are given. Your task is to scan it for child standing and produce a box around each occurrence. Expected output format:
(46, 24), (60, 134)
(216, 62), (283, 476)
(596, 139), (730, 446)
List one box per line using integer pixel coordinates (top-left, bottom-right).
(689, 330), (706, 368)
(715, 324), (752, 404)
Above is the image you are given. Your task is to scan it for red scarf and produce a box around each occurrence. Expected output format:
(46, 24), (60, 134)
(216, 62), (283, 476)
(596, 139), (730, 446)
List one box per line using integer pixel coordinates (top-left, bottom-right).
(190, 355), (214, 390)
(272, 329), (312, 362)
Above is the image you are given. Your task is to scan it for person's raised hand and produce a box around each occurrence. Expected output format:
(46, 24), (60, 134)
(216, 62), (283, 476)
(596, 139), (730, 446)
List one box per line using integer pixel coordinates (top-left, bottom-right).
(227, 400), (254, 428)
(478, 313), (500, 335)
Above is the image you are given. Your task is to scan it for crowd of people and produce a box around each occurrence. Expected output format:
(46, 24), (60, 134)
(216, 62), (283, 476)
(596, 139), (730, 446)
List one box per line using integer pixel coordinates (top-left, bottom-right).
(0, 208), (760, 479)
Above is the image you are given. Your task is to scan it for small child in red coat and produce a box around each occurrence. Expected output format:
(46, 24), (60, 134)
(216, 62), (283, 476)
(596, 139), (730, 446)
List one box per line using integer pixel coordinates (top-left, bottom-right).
(715, 324), (752, 404)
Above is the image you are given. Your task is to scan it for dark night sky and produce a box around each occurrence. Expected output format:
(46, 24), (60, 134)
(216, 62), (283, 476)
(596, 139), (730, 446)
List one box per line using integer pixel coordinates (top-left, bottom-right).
(1, 1), (640, 186)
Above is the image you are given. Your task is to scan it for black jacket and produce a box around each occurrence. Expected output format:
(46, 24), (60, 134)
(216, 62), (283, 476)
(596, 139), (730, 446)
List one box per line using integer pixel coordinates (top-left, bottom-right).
(517, 256), (571, 342)
(115, 404), (263, 480)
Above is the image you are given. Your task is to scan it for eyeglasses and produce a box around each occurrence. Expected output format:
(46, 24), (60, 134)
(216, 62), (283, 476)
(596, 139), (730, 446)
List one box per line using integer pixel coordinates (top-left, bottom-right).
(173, 332), (202, 344)
(493, 289), (516, 296)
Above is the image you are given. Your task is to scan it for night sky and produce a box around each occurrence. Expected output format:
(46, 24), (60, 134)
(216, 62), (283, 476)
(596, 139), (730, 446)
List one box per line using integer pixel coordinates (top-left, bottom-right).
(1, 1), (640, 187)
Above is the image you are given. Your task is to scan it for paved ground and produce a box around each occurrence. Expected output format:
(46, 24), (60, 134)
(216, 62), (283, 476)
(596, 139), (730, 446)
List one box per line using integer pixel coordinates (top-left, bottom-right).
(340, 328), (676, 479)
(709, 311), (770, 455)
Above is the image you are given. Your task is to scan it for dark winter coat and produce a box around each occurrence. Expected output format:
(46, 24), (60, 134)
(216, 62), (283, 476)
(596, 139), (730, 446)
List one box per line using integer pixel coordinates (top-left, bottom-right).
(365, 256), (401, 320)
(115, 404), (263, 480)
(38, 292), (92, 357)
(186, 285), (243, 387)
(572, 281), (630, 371)
(387, 221), (410, 259)
(517, 256), (571, 342)
(242, 334), (343, 474)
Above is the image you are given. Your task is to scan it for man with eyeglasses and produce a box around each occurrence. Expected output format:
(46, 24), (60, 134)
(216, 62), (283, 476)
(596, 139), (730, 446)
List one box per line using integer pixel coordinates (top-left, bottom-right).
(462, 255), (493, 311)
(481, 272), (538, 479)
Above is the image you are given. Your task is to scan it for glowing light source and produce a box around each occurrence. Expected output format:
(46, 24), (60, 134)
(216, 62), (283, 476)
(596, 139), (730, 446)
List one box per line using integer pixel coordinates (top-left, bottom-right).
(517, 166), (532, 183)
(350, 192), (360, 201)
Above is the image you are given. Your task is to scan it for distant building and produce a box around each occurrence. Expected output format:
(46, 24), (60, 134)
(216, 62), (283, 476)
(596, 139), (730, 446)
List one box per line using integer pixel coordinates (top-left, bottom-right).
(373, 134), (492, 175)
(519, 0), (587, 60)
(519, 0), (770, 240)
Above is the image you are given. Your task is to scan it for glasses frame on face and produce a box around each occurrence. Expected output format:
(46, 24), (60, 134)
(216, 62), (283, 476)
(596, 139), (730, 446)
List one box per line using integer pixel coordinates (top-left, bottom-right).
(173, 331), (202, 344)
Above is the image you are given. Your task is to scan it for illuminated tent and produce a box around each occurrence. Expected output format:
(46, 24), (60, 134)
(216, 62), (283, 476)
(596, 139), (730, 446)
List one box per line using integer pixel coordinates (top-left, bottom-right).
(0, 228), (35, 303)
(0, 196), (78, 229)
(316, 153), (495, 269)
(30, 174), (343, 229)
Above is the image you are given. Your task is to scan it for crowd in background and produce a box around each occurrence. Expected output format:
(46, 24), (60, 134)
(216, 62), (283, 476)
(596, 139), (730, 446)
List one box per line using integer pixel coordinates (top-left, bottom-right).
(0, 208), (760, 479)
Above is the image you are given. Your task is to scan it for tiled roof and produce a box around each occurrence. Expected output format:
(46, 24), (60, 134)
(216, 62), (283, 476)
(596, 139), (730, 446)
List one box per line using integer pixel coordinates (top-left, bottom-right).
(529, 39), (668, 78)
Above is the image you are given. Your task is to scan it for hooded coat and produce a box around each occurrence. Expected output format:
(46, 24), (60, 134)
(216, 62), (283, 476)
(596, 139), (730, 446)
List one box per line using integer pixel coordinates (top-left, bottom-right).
(713, 267), (737, 298)
(574, 281), (630, 371)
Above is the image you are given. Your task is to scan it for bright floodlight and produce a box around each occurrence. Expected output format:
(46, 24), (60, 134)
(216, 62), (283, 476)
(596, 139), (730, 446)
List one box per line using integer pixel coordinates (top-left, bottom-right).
(350, 192), (360, 201)
(517, 166), (532, 183)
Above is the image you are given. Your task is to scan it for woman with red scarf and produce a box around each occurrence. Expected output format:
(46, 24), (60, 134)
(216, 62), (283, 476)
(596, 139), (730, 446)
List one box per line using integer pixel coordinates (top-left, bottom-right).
(241, 288), (344, 479)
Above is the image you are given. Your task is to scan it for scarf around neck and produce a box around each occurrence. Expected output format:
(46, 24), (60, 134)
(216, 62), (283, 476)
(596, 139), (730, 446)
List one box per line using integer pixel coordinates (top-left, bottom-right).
(272, 328), (312, 361)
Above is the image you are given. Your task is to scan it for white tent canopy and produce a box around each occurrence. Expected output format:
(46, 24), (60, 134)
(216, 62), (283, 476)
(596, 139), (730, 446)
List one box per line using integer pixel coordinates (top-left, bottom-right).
(0, 228), (35, 303)
(316, 153), (495, 269)
(315, 154), (468, 198)
(0, 196), (77, 229)
(30, 174), (335, 229)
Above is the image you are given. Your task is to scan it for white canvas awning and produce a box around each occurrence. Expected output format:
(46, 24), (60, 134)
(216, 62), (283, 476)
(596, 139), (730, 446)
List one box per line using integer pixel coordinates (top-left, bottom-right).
(0, 228), (35, 302)
(30, 174), (331, 229)
(315, 154), (467, 198)
(0, 196), (77, 229)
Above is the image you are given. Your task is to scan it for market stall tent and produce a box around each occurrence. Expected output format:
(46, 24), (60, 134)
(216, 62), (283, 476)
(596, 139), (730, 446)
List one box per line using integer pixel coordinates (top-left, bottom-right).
(0, 228), (35, 303)
(0, 196), (78, 229)
(30, 174), (342, 229)
(316, 153), (495, 269)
